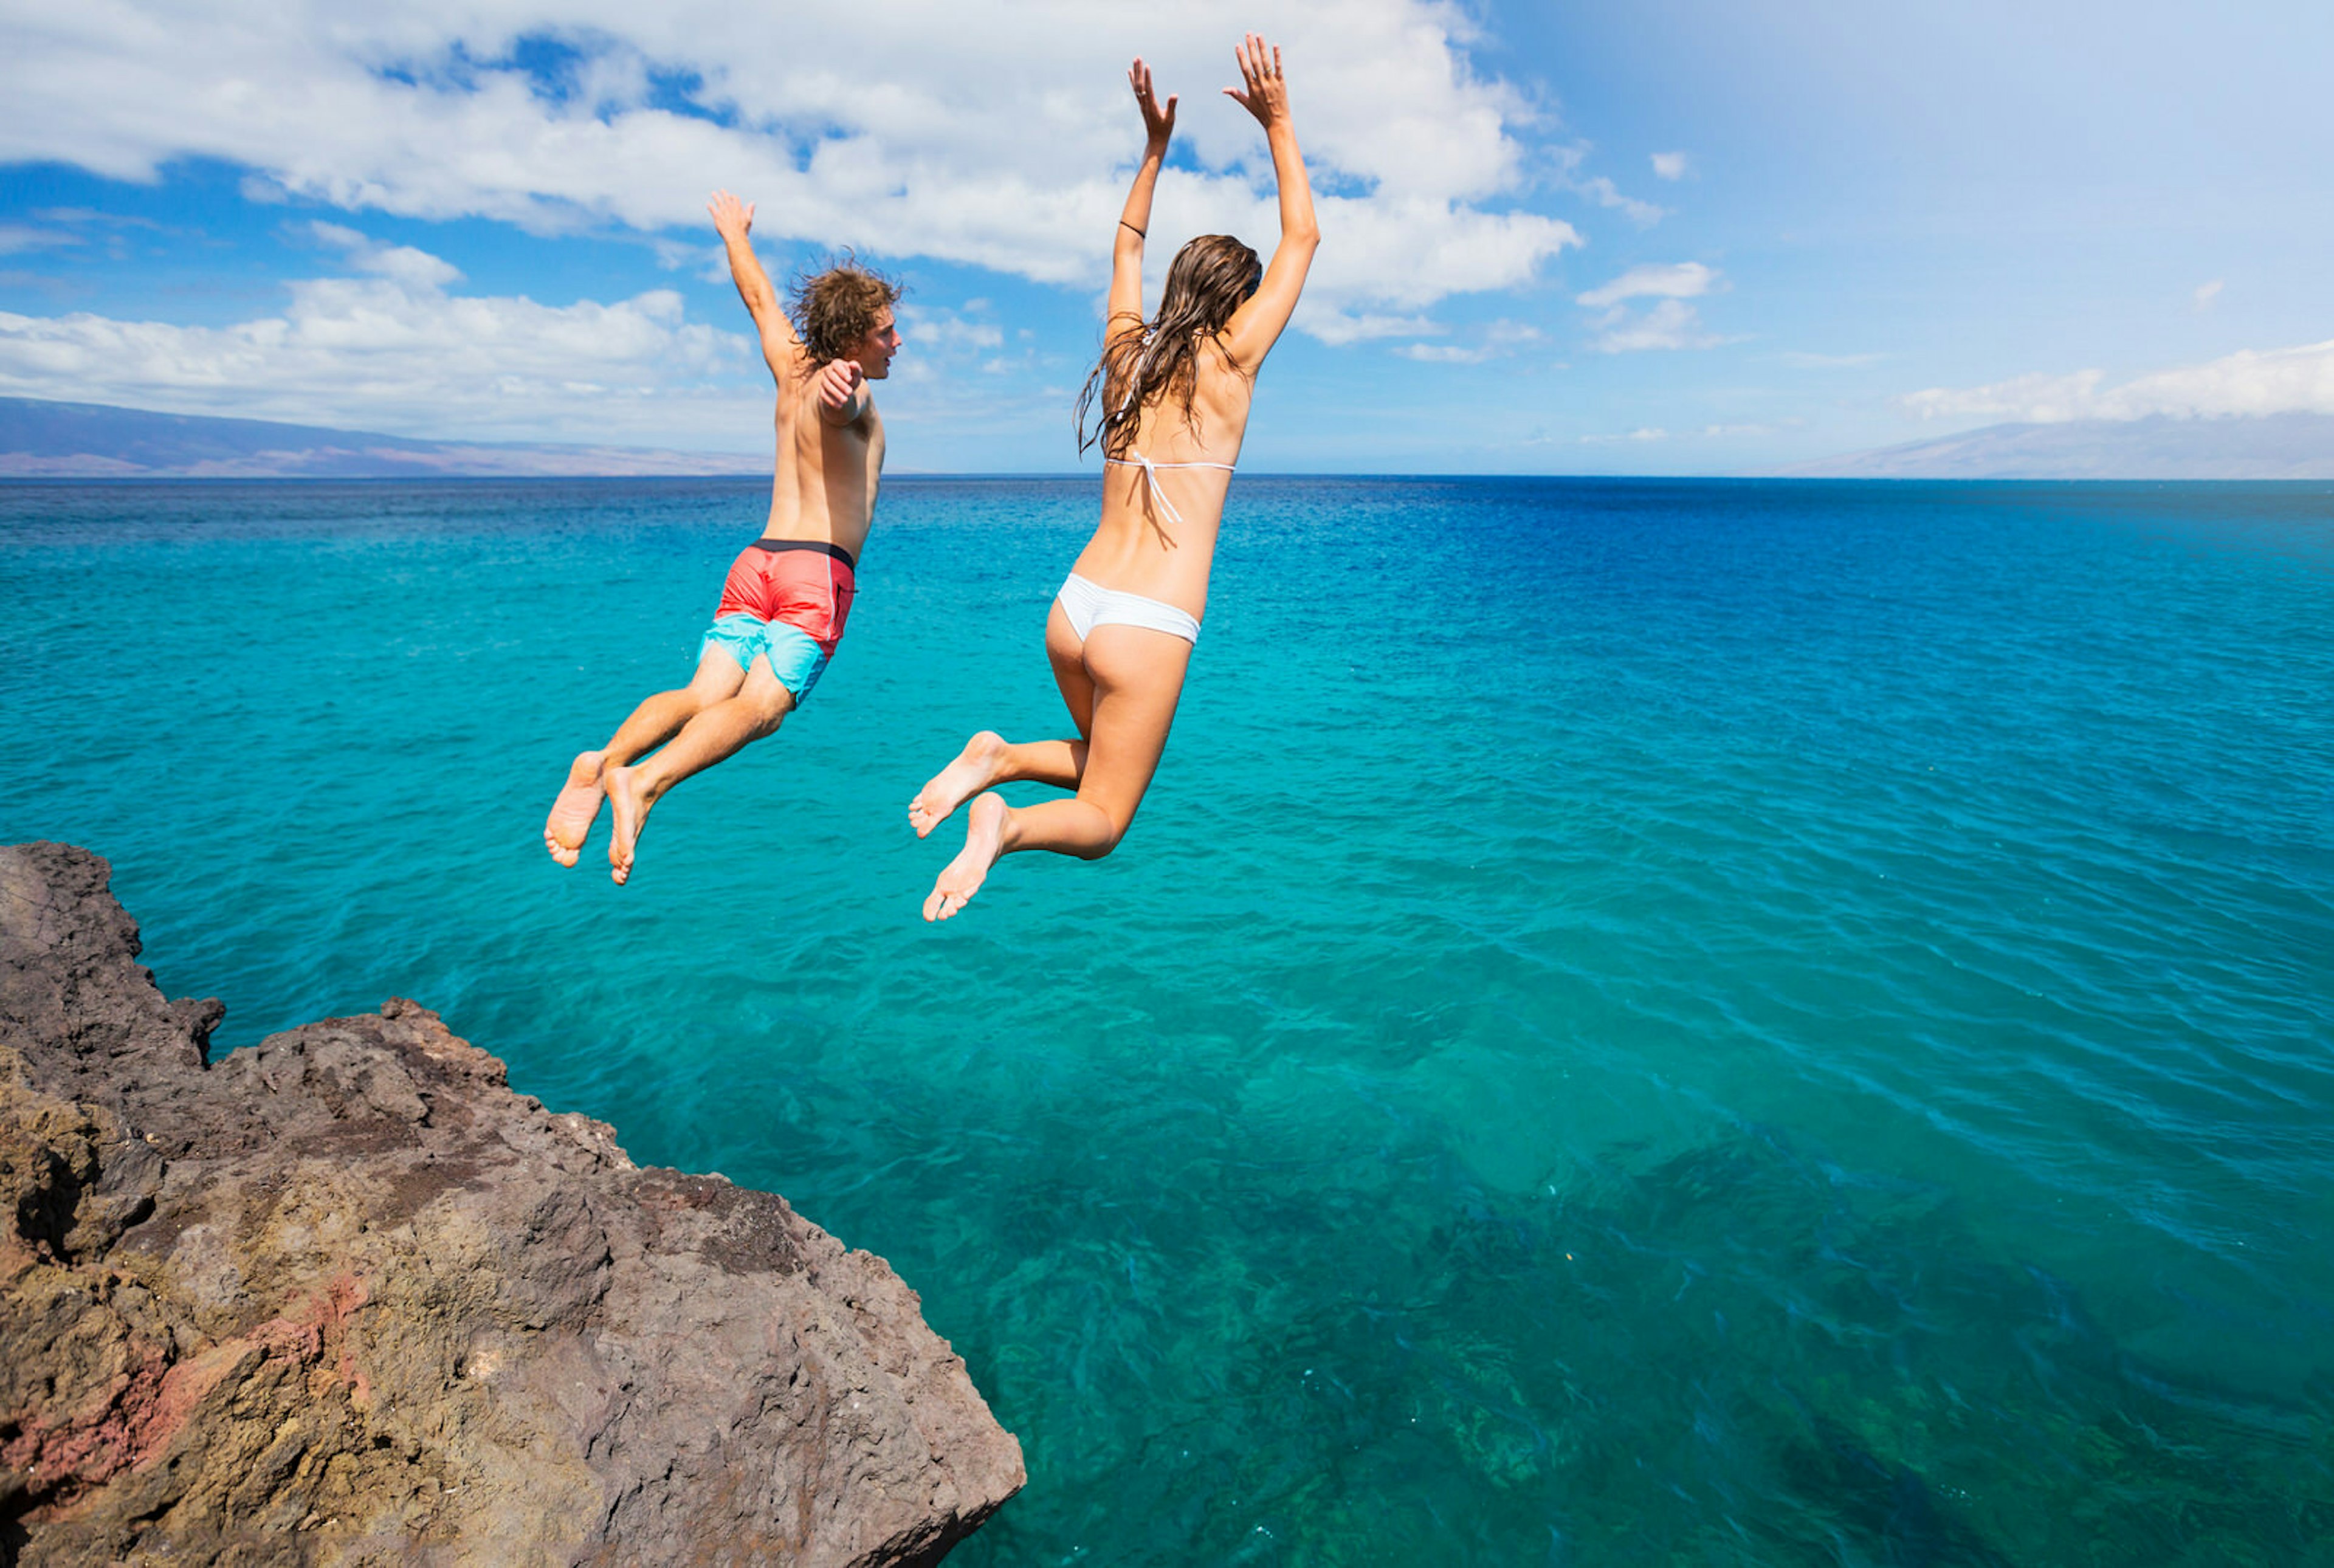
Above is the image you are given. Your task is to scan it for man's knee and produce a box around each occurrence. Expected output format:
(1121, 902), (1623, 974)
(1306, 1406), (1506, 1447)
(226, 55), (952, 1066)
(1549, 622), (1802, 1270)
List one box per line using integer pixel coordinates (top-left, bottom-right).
(747, 688), (795, 736)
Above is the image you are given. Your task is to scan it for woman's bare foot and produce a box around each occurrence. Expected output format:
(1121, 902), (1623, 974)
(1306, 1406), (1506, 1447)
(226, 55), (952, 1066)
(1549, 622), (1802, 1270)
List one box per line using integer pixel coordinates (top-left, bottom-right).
(543, 751), (606, 867)
(923, 793), (1010, 922)
(604, 763), (655, 885)
(909, 731), (1008, 838)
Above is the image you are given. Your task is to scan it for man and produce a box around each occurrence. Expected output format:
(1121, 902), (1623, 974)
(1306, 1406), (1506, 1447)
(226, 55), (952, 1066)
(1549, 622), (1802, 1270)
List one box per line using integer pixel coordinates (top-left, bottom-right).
(542, 190), (900, 884)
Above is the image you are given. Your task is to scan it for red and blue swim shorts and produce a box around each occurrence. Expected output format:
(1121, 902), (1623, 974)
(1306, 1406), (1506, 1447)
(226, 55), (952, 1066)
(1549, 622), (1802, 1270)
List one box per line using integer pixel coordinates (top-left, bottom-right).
(700, 538), (857, 703)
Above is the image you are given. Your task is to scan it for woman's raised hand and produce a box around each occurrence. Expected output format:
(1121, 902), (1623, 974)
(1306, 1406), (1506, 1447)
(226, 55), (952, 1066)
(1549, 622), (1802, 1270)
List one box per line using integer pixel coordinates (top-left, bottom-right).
(1129, 57), (1177, 147)
(1223, 33), (1289, 129)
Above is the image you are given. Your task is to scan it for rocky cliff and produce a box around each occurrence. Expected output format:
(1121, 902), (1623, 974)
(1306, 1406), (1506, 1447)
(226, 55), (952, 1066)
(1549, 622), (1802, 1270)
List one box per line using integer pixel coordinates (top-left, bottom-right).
(0, 842), (1022, 1566)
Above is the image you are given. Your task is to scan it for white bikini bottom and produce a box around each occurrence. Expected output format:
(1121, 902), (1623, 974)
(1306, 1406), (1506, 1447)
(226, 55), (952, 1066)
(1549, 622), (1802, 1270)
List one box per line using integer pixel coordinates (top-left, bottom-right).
(1056, 572), (1201, 645)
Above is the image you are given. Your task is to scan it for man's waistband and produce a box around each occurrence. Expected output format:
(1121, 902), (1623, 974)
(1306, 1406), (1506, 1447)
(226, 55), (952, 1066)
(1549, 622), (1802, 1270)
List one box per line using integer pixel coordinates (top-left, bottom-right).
(750, 537), (858, 571)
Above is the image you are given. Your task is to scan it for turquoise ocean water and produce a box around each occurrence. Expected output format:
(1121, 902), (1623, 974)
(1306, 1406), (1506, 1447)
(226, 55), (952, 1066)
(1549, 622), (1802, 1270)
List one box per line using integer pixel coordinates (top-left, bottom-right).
(4, 476), (2331, 1564)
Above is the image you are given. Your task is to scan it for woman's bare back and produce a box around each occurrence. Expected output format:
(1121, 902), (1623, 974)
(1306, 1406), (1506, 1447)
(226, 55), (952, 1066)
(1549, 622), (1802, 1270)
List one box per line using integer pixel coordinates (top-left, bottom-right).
(1075, 340), (1256, 615)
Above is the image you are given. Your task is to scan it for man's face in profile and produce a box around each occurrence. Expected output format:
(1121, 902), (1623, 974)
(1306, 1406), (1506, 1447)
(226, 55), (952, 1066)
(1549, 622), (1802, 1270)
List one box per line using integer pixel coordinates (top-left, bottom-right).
(851, 309), (901, 379)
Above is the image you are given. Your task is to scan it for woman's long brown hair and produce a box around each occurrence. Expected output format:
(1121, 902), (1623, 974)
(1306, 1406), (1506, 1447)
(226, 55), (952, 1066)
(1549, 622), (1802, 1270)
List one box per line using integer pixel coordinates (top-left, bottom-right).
(1076, 234), (1262, 461)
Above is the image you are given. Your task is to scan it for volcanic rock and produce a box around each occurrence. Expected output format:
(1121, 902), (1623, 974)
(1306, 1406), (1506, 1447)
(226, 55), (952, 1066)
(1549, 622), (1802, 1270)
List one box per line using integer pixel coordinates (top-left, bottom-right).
(0, 842), (1022, 1566)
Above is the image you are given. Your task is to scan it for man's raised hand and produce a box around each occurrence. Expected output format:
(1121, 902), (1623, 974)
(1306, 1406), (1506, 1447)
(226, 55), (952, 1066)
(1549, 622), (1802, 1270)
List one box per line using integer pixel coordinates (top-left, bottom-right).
(1224, 33), (1289, 129)
(1129, 57), (1177, 146)
(707, 189), (754, 239)
(818, 358), (866, 413)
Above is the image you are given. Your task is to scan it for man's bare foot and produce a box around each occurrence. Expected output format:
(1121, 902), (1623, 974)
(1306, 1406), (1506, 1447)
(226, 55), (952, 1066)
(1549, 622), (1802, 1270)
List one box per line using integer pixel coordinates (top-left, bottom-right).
(923, 793), (1010, 922)
(543, 751), (606, 867)
(909, 731), (1008, 838)
(604, 763), (655, 886)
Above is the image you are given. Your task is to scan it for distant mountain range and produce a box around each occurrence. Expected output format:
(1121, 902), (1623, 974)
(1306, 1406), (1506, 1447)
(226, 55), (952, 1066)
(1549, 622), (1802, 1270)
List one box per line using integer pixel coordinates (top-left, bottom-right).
(0, 396), (766, 478)
(1782, 413), (2334, 480)
(10, 393), (2334, 482)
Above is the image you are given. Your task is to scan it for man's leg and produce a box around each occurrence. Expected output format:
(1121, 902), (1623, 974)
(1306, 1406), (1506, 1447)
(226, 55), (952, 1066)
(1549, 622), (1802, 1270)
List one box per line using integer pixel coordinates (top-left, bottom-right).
(909, 603), (1096, 837)
(924, 625), (1188, 921)
(605, 655), (796, 885)
(544, 648), (746, 865)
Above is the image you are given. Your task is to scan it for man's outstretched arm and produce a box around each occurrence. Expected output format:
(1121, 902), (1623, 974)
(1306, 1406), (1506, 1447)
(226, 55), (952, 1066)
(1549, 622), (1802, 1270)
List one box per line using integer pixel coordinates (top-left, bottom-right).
(814, 359), (871, 427)
(708, 190), (801, 381)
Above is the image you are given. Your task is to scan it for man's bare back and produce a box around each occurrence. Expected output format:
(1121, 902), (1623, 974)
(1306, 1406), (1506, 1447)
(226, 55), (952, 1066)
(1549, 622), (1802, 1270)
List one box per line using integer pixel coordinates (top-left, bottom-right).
(541, 191), (903, 884)
(746, 224), (893, 560)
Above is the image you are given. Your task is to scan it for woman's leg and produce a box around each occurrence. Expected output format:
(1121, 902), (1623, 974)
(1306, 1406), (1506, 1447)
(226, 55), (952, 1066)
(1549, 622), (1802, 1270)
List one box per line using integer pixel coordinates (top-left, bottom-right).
(909, 603), (1097, 836)
(923, 625), (1190, 921)
(545, 648), (746, 865)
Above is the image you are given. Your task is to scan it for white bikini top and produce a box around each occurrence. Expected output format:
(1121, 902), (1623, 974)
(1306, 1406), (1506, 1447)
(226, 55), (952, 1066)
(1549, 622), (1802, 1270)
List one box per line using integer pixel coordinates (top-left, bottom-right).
(1108, 374), (1235, 529)
(1105, 452), (1236, 529)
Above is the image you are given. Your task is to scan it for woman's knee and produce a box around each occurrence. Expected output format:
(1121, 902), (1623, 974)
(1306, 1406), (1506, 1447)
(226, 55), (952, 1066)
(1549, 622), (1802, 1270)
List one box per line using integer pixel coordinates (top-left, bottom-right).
(1076, 811), (1131, 860)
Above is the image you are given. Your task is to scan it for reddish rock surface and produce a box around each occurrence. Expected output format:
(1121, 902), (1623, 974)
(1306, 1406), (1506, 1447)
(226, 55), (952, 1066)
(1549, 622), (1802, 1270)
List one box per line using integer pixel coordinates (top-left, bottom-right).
(0, 842), (1022, 1566)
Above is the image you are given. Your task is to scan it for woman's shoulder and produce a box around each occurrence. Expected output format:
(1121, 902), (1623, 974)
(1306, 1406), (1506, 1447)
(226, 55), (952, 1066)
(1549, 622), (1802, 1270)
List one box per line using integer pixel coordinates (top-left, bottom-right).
(1193, 346), (1255, 415)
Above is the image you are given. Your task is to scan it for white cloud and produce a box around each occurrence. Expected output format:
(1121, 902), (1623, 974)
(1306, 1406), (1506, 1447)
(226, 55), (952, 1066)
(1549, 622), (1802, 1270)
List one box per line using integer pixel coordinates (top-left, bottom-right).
(0, 239), (766, 446)
(1898, 370), (2109, 424)
(1650, 151), (1687, 181)
(1396, 342), (1493, 363)
(309, 221), (464, 290)
(651, 236), (734, 284)
(1586, 298), (1729, 353)
(1899, 337), (2334, 423)
(0, 224), (78, 256)
(1391, 320), (1541, 363)
(1575, 261), (1718, 308)
(0, 234), (1084, 446)
(1573, 263), (1728, 352)
(1544, 145), (1662, 225)
(2194, 278), (2224, 310)
(1580, 421), (1769, 444)
(1302, 311), (1442, 346)
(897, 301), (1005, 354)
(0, 0), (1581, 332)
(1565, 174), (1664, 227)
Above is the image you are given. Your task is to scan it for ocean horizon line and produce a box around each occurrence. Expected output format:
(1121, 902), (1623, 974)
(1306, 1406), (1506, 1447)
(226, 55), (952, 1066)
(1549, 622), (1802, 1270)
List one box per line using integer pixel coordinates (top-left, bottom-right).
(9, 469), (2334, 487)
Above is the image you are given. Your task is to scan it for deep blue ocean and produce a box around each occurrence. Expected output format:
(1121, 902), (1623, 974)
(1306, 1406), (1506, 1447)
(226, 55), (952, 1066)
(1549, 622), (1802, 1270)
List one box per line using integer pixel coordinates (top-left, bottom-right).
(4, 476), (2330, 1564)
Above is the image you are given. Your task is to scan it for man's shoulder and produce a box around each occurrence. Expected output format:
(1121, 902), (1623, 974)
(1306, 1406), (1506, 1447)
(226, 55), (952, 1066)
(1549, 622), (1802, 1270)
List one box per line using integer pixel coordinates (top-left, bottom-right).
(771, 345), (818, 384)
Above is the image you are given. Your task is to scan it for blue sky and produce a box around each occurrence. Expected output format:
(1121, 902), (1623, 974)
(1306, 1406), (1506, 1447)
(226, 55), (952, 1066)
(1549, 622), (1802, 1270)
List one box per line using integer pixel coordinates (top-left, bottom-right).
(1, 0), (2328, 473)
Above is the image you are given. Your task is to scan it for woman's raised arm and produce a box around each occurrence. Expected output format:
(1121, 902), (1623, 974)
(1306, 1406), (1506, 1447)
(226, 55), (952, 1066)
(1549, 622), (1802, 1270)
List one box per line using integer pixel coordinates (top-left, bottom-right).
(1219, 35), (1320, 368)
(1108, 58), (1177, 347)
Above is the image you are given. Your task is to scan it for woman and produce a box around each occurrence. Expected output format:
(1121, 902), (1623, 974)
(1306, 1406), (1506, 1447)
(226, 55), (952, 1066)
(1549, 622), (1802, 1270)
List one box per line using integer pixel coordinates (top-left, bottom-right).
(909, 35), (1318, 920)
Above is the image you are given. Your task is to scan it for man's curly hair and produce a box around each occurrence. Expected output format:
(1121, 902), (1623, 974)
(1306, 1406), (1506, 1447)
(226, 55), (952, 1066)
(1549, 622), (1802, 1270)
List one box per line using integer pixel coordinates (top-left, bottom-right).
(788, 254), (903, 365)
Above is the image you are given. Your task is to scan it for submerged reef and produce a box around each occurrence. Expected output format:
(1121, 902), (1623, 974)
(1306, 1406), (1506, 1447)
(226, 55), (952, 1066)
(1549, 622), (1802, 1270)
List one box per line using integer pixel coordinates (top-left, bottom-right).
(0, 841), (1021, 1566)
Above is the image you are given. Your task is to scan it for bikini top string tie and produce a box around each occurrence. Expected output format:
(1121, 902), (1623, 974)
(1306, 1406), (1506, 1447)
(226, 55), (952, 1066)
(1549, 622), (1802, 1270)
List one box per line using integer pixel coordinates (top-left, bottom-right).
(1126, 449), (1185, 530)
(1106, 451), (1236, 546)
